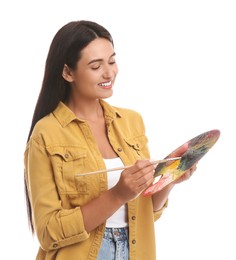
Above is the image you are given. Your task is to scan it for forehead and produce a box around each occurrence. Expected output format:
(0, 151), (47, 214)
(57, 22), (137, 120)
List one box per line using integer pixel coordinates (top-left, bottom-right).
(80, 38), (114, 61)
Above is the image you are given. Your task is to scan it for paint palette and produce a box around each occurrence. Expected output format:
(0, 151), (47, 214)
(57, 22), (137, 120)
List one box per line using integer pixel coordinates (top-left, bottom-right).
(143, 129), (221, 196)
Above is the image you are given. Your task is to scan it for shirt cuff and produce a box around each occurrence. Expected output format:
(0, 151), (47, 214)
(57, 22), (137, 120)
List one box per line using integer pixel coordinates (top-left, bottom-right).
(48, 207), (90, 250)
(153, 199), (168, 222)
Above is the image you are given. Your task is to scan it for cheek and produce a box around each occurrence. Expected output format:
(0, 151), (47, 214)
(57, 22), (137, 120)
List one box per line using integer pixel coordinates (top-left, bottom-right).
(76, 73), (99, 94)
(75, 71), (94, 86)
(114, 64), (119, 74)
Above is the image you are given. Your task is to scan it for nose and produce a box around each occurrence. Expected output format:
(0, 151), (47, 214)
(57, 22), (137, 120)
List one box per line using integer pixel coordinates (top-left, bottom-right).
(103, 65), (114, 79)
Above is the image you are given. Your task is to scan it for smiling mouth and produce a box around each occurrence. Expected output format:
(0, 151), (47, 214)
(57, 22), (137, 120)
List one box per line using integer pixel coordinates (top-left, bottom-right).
(98, 81), (112, 88)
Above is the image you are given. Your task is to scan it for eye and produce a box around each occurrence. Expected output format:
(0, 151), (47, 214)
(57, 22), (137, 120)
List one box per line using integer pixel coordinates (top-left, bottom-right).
(91, 65), (100, 70)
(109, 58), (116, 65)
(90, 62), (101, 70)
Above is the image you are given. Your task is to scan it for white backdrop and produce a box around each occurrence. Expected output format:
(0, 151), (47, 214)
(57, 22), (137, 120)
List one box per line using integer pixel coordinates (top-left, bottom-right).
(1, 0), (235, 259)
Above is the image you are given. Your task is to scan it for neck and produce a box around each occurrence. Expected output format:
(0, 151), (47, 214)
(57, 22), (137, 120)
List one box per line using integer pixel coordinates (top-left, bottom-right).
(67, 99), (104, 122)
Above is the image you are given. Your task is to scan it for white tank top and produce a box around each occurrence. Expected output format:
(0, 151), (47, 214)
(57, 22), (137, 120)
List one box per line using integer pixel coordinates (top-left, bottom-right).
(103, 157), (128, 227)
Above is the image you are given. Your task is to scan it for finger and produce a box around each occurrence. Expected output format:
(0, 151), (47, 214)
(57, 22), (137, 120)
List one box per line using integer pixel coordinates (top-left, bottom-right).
(169, 142), (189, 158)
(137, 174), (155, 191)
(189, 164), (197, 174)
(186, 167), (196, 178)
(187, 169), (192, 178)
(137, 168), (155, 187)
(132, 160), (155, 175)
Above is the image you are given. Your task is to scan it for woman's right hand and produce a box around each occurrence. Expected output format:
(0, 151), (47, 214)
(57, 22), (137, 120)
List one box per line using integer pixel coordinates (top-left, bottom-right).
(111, 160), (155, 203)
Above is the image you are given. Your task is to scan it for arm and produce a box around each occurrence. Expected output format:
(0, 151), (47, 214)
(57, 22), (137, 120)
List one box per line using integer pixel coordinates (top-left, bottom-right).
(151, 143), (197, 211)
(152, 165), (196, 211)
(82, 145), (198, 229)
(81, 160), (155, 232)
(26, 137), (154, 248)
(25, 139), (90, 250)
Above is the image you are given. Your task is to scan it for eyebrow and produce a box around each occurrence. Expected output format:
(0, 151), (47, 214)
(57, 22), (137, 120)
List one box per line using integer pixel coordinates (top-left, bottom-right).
(87, 52), (116, 65)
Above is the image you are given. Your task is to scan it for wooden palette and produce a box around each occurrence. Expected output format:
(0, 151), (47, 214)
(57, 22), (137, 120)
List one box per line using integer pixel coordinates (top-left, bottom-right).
(143, 129), (221, 196)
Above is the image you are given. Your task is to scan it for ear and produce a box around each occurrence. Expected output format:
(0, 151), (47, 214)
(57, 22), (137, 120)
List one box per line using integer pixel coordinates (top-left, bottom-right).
(62, 64), (74, 82)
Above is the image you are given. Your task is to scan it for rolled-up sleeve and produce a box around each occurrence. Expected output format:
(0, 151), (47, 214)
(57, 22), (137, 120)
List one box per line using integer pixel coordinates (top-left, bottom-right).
(24, 138), (89, 251)
(153, 199), (168, 222)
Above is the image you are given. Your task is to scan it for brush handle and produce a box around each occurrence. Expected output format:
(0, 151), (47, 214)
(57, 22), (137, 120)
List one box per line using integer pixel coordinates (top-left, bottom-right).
(75, 157), (181, 176)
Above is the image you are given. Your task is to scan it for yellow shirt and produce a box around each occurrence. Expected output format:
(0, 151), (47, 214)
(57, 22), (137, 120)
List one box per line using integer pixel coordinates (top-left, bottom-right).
(24, 100), (167, 260)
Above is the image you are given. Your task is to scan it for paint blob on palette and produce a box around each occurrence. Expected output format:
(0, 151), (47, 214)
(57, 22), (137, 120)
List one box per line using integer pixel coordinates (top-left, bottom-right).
(143, 129), (221, 196)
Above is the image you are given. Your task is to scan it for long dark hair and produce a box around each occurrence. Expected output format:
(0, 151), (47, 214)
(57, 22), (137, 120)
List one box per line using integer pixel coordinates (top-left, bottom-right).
(25, 20), (114, 233)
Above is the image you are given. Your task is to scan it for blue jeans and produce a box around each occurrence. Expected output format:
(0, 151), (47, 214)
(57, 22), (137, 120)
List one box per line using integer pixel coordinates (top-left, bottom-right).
(97, 227), (129, 260)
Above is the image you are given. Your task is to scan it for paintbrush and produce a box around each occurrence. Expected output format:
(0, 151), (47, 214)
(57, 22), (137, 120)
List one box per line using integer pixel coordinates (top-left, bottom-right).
(75, 157), (181, 177)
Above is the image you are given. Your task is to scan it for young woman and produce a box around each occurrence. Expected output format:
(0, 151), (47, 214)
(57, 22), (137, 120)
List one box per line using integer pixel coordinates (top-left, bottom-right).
(24, 20), (196, 260)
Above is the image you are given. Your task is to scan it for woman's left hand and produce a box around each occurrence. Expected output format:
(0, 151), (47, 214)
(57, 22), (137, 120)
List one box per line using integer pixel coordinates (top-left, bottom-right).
(173, 164), (197, 184)
(165, 142), (198, 185)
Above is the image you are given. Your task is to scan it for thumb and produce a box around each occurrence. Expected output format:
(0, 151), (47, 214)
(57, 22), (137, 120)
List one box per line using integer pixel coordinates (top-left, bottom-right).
(169, 142), (189, 158)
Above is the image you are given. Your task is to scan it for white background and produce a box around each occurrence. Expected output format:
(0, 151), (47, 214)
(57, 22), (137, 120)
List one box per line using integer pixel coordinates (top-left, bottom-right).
(1, 0), (235, 259)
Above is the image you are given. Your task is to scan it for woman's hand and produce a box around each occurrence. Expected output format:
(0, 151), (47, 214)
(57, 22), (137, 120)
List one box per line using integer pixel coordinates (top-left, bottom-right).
(165, 142), (198, 187)
(111, 160), (155, 203)
(151, 143), (198, 211)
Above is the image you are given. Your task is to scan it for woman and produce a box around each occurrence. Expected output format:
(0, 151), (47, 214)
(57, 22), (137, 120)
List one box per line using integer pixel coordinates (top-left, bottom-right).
(24, 20), (196, 260)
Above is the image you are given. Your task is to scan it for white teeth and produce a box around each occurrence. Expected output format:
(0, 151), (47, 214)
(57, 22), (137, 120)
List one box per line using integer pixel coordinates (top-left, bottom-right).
(100, 81), (111, 87)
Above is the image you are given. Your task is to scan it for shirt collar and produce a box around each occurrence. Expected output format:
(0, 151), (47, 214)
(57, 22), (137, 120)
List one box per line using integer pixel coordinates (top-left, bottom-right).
(53, 100), (122, 127)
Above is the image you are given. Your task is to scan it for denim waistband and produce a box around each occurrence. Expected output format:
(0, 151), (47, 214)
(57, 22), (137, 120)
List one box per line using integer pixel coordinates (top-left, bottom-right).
(103, 227), (129, 242)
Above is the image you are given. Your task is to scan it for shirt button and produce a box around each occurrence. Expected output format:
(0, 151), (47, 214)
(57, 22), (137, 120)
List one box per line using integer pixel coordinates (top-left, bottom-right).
(64, 154), (69, 158)
(131, 216), (136, 220)
(132, 239), (136, 244)
(91, 248), (98, 254)
(53, 243), (58, 248)
(117, 148), (122, 152)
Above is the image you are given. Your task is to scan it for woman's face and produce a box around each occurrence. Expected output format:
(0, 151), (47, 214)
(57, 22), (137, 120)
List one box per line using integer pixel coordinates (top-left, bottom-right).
(65, 38), (118, 101)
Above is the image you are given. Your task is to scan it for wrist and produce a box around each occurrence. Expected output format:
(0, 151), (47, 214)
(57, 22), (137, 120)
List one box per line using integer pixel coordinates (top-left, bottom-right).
(109, 186), (126, 206)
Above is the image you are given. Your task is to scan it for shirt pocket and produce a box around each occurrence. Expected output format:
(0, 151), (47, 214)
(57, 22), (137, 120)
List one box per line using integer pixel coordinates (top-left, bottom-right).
(124, 134), (149, 159)
(46, 146), (88, 193)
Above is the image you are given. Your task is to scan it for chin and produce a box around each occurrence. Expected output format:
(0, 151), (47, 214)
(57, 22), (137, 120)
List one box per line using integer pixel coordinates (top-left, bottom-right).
(100, 90), (113, 99)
